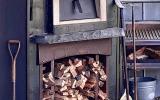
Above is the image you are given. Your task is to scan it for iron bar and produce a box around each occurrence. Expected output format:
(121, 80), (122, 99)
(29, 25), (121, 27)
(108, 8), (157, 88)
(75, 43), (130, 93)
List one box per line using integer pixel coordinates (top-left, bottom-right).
(131, 5), (138, 100)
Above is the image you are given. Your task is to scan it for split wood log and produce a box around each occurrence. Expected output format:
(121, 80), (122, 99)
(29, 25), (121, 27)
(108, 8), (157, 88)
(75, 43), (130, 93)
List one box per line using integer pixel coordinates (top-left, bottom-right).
(62, 92), (69, 96)
(72, 79), (77, 88)
(56, 63), (65, 70)
(74, 90), (79, 95)
(83, 91), (95, 98)
(42, 95), (52, 100)
(76, 59), (87, 74)
(69, 59), (77, 78)
(99, 69), (107, 81)
(92, 61), (100, 68)
(88, 57), (94, 64)
(144, 48), (160, 59)
(48, 72), (55, 83)
(74, 59), (83, 68)
(77, 94), (83, 100)
(65, 78), (72, 86)
(84, 71), (90, 78)
(85, 73), (97, 89)
(79, 75), (87, 89)
(43, 72), (55, 88)
(55, 79), (65, 87)
(60, 73), (71, 79)
(98, 89), (107, 100)
(76, 75), (87, 89)
(54, 69), (63, 78)
(55, 94), (77, 100)
(99, 81), (104, 87)
(60, 85), (67, 92)
(68, 89), (74, 95)
(128, 47), (147, 60)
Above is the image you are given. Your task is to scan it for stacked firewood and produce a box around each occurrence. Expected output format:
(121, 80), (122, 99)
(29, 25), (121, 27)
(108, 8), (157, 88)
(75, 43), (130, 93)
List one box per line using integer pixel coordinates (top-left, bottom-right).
(128, 47), (160, 60)
(42, 57), (108, 100)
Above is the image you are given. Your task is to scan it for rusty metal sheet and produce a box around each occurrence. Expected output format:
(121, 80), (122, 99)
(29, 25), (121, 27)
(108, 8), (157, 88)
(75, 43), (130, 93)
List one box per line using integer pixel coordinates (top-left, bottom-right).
(38, 39), (112, 64)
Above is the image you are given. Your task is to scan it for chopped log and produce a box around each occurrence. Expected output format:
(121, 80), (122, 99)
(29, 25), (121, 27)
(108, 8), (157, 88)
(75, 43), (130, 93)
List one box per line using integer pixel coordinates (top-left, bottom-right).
(74, 59), (83, 68)
(99, 69), (107, 81)
(43, 75), (49, 83)
(63, 66), (70, 74)
(72, 79), (77, 88)
(64, 78), (72, 86)
(60, 86), (67, 92)
(55, 79), (65, 87)
(144, 48), (160, 59)
(70, 66), (77, 78)
(77, 94), (83, 100)
(84, 73), (97, 89)
(48, 72), (55, 83)
(98, 89), (107, 100)
(92, 61), (100, 68)
(99, 81), (104, 87)
(75, 75), (87, 89)
(92, 68), (98, 74)
(54, 86), (59, 92)
(54, 69), (63, 78)
(82, 71), (85, 75)
(100, 75), (107, 81)
(43, 73), (55, 88)
(79, 75), (87, 89)
(42, 95), (52, 100)
(68, 89), (74, 95)
(128, 47), (147, 60)
(62, 92), (69, 96)
(83, 91), (95, 98)
(56, 63), (65, 70)
(55, 94), (77, 100)
(83, 96), (89, 100)
(75, 90), (79, 95)
(69, 59), (77, 78)
(76, 59), (87, 74)
(88, 57), (94, 64)
(99, 69), (105, 76)
(84, 71), (90, 78)
(60, 73), (71, 79)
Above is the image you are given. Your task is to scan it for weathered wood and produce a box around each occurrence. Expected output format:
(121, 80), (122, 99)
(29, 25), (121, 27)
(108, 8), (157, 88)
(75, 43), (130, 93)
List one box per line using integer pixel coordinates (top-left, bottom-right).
(38, 39), (112, 64)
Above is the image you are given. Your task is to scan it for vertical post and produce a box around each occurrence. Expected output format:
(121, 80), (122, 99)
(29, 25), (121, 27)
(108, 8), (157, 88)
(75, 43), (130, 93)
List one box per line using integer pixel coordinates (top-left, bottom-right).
(106, 56), (109, 99)
(39, 64), (43, 100)
(51, 60), (55, 100)
(95, 55), (99, 100)
(132, 5), (138, 100)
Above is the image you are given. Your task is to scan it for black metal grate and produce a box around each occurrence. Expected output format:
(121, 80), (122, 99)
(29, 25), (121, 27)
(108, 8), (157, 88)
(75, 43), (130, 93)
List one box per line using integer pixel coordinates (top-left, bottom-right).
(125, 29), (160, 40)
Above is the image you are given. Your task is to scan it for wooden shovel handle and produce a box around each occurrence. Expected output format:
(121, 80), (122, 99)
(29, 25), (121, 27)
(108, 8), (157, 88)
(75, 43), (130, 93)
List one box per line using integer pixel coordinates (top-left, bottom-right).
(8, 40), (20, 60)
(8, 40), (20, 43)
(8, 40), (20, 100)
(8, 40), (20, 82)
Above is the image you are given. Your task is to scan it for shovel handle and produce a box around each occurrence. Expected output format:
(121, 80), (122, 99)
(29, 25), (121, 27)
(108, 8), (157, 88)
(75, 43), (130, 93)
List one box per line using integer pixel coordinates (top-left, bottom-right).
(8, 40), (20, 81)
(8, 40), (20, 100)
(8, 40), (20, 60)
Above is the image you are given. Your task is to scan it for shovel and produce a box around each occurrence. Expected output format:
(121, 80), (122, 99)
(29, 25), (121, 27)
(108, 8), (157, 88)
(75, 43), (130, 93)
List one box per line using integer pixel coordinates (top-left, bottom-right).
(8, 40), (20, 100)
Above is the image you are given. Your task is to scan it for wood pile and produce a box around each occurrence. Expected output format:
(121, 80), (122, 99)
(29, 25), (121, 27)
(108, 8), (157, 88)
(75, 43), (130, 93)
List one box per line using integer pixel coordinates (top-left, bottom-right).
(144, 48), (160, 59)
(42, 57), (108, 100)
(128, 47), (160, 60)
